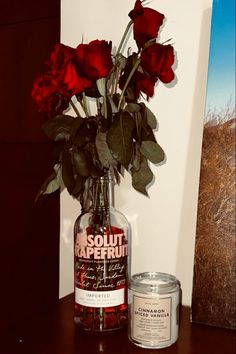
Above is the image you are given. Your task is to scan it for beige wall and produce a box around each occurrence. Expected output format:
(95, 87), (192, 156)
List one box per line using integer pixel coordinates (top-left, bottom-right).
(59, 0), (212, 305)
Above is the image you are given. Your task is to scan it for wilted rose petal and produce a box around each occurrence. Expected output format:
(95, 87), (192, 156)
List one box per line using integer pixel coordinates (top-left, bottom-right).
(141, 43), (175, 83)
(129, 0), (164, 49)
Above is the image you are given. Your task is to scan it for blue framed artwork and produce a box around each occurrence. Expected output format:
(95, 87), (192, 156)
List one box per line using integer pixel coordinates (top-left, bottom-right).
(191, 0), (235, 329)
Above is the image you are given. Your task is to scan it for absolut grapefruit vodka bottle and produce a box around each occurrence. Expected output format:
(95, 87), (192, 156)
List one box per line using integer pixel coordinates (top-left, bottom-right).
(74, 174), (130, 332)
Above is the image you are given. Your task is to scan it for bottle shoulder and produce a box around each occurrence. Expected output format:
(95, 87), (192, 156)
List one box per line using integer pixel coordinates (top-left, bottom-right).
(112, 207), (129, 222)
(74, 207), (130, 231)
(74, 211), (92, 223)
(75, 206), (128, 218)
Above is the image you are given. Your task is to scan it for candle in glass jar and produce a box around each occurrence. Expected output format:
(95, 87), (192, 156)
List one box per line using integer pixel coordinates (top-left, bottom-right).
(128, 272), (181, 349)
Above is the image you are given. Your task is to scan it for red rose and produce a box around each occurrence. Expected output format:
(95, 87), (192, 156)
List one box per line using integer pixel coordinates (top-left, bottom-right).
(133, 72), (157, 98)
(62, 61), (92, 95)
(31, 74), (69, 116)
(48, 43), (75, 77)
(48, 43), (92, 95)
(129, 0), (164, 49)
(119, 70), (156, 100)
(141, 43), (175, 83)
(119, 53), (157, 99)
(76, 40), (113, 81)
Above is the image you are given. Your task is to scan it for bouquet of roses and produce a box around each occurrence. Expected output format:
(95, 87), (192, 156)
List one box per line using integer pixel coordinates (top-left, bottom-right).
(32, 0), (175, 205)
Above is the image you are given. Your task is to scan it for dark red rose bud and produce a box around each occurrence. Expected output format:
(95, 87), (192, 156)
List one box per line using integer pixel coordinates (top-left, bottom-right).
(119, 70), (156, 100)
(76, 40), (113, 81)
(47, 43), (92, 96)
(48, 43), (76, 77)
(129, 0), (164, 49)
(141, 43), (175, 83)
(133, 72), (157, 98)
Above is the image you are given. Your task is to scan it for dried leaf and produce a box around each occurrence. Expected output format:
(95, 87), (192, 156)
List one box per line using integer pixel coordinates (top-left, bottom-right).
(42, 115), (75, 141)
(71, 117), (86, 139)
(72, 175), (87, 198)
(125, 103), (140, 113)
(73, 118), (98, 147)
(95, 131), (117, 168)
(145, 106), (157, 129)
(73, 151), (91, 177)
(108, 96), (118, 113)
(131, 156), (153, 196)
(107, 112), (135, 169)
(117, 54), (127, 70)
(141, 124), (156, 142)
(132, 143), (142, 171)
(140, 141), (165, 164)
(96, 78), (106, 96)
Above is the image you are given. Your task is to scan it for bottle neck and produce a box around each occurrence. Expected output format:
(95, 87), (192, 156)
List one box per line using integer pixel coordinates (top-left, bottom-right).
(92, 173), (114, 212)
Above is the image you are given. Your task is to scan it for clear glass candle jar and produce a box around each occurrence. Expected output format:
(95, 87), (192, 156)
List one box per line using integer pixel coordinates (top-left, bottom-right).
(128, 272), (181, 349)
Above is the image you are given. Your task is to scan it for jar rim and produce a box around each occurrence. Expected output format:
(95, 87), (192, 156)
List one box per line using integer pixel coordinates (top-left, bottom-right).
(130, 272), (180, 293)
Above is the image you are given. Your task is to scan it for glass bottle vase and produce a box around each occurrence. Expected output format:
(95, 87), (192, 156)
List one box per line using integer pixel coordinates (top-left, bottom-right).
(74, 173), (130, 332)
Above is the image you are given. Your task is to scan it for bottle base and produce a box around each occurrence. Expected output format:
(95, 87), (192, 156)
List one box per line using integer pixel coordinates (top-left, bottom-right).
(128, 335), (178, 349)
(74, 317), (127, 334)
(74, 319), (127, 334)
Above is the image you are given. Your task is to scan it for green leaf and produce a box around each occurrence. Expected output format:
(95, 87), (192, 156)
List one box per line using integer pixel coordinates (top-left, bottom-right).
(72, 175), (87, 198)
(107, 112), (135, 169)
(43, 174), (60, 194)
(73, 151), (91, 177)
(131, 156), (153, 196)
(132, 143), (141, 171)
(96, 78), (106, 96)
(117, 54), (127, 70)
(134, 111), (142, 142)
(108, 96), (118, 113)
(140, 141), (165, 164)
(95, 131), (117, 169)
(71, 117), (85, 139)
(141, 124), (156, 142)
(73, 118), (98, 147)
(112, 93), (121, 108)
(145, 106), (157, 129)
(42, 115), (75, 141)
(125, 103), (140, 113)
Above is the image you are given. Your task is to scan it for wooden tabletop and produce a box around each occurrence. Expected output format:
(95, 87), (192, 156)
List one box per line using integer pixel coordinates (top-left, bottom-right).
(3, 293), (235, 354)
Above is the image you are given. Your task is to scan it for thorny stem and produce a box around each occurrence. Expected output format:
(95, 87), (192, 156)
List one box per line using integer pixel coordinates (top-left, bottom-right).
(96, 98), (101, 115)
(103, 95), (107, 119)
(70, 99), (81, 117)
(116, 20), (133, 56)
(110, 68), (117, 98)
(111, 65), (121, 97)
(82, 92), (90, 117)
(110, 20), (133, 98)
(77, 95), (89, 117)
(118, 57), (141, 111)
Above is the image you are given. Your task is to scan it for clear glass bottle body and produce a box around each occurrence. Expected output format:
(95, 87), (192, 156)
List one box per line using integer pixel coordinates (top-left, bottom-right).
(74, 175), (130, 332)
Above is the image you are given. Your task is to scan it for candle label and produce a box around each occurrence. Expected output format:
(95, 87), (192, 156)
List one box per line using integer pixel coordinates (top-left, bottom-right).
(132, 295), (172, 344)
